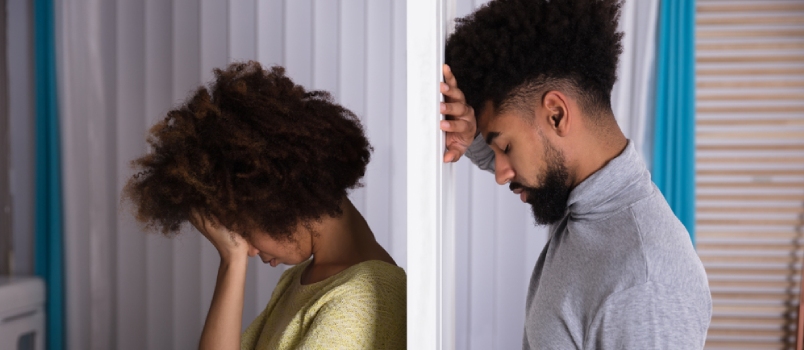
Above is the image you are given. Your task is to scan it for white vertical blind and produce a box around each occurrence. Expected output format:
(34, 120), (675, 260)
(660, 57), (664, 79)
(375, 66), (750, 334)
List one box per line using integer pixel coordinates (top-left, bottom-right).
(58, 1), (408, 348)
(7, 0), (35, 276)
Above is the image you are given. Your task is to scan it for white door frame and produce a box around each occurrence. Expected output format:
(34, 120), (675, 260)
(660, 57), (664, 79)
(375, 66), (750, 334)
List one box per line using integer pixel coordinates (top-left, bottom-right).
(407, 0), (456, 348)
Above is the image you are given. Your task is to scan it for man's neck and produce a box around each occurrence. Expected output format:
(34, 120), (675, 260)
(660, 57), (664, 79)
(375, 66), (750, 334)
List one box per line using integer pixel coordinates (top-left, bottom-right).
(570, 129), (629, 189)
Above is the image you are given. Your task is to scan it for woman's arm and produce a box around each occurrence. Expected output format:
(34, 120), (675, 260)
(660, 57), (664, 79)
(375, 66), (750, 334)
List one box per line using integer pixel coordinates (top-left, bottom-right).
(191, 211), (252, 350)
(200, 254), (248, 350)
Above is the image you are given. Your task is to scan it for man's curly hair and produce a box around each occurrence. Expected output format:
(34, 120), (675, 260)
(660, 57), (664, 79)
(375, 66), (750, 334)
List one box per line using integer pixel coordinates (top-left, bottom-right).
(123, 61), (372, 241)
(445, 0), (623, 120)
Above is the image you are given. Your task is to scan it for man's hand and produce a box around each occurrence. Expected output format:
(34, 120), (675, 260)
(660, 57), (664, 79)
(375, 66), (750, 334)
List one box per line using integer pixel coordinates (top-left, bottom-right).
(440, 64), (478, 163)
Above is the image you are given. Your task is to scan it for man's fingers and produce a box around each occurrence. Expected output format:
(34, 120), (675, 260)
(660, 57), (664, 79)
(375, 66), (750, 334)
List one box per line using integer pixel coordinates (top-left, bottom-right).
(440, 81), (465, 102)
(443, 149), (463, 163)
(443, 64), (458, 88)
(440, 119), (471, 133)
(440, 101), (471, 119)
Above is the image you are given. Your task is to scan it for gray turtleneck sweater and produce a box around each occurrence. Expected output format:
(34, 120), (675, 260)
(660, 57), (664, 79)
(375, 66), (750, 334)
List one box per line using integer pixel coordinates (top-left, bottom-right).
(466, 136), (712, 350)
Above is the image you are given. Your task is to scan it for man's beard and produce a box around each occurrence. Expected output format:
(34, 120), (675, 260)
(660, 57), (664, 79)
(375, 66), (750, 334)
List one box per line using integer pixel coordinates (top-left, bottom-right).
(509, 139), (571, 226)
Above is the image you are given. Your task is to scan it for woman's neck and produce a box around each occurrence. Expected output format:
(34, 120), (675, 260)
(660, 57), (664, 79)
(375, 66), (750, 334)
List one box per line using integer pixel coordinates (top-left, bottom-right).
(302, 198), (395, 284)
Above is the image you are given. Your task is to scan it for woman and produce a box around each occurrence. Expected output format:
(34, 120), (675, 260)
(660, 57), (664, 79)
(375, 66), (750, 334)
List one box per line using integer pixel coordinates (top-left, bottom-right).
(123, 61), (406, 349)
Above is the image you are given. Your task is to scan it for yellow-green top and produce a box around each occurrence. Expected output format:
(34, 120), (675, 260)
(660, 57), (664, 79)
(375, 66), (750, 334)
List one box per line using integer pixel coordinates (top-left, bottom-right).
(241, 259), (406, 350)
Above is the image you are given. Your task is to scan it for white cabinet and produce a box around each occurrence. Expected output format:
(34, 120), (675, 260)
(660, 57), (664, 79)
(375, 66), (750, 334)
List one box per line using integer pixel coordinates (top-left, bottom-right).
(0, 277), (44, 350)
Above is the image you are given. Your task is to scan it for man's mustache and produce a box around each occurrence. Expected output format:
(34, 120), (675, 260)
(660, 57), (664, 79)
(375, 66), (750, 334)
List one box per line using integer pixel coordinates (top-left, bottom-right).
(510, 182), (526, 192)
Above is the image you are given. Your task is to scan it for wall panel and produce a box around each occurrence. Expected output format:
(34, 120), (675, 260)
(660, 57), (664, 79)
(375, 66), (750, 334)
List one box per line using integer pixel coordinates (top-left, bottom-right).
(143, 1), (173, 348)
(114, 0), (147, 349)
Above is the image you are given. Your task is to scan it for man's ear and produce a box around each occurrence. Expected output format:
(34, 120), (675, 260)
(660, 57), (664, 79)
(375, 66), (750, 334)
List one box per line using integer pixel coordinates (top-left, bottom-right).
(542, 91), (570, 136)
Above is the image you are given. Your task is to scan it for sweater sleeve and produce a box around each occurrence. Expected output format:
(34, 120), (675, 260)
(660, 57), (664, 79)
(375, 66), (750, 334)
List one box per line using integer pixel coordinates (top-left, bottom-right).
(587, 281), (712, 350)
(465, 134), (496, 173)
(297, 276), (406, 350)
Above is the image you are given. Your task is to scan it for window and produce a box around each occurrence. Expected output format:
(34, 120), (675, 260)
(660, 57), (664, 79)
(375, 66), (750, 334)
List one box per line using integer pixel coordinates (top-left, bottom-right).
(695, 1), (804, 348)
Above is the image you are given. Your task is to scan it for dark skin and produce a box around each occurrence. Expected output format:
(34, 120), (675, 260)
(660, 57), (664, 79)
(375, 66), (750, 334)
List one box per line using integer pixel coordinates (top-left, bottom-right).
(191, 197), (395, 350)
(439, 64), (628, 196)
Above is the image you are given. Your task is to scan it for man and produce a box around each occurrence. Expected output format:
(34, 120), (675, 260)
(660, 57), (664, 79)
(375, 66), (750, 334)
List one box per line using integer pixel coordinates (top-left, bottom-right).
(439, 0), (711, 348)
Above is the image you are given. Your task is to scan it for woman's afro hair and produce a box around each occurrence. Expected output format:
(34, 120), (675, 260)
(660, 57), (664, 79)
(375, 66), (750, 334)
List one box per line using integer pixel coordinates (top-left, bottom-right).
(445, 0), (623, 117)
(122, 61), (372, 241)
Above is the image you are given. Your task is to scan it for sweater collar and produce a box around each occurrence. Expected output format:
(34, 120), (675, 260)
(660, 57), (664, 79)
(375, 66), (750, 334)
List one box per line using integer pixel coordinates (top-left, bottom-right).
(565, 141), (653, 221)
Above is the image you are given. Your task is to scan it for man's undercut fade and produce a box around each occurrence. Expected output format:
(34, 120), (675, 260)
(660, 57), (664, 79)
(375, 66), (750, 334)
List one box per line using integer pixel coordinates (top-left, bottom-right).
(446, 0), (624, 122)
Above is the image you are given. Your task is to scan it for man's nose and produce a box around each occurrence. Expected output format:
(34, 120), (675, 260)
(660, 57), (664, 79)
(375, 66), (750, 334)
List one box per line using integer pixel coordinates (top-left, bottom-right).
(494, 156), (515, 185)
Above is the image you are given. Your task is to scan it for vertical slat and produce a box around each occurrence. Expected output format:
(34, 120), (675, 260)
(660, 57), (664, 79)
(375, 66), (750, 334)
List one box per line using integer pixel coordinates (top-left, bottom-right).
(254, 0), (286, 320)
(494, 188), (527, 350)
(312, 0), (338, 94)
(200, 0), (227, 82)
(171, 0), (203, 347)
(61, 3), (130, 350)
(115, 0), (147, 348)
(8, 0), (35, 277)
(143, 0), (173, 348)
(284, 0), (312, 87)
(0, 0), (10, 276)
(611, 0), (636, 135)
(229, 0), (256, 61)
(390, 0), (407, 269)
(468, 167), (495, 350)
(94, 1), (119, 348)
(453, 2), (474, 349)
(340, 0), (367, 214)
(198, 0), (228, 331)
(366, 0), (393, 249)
(454, 159), (471, 350)
(257, 0), (284, 67)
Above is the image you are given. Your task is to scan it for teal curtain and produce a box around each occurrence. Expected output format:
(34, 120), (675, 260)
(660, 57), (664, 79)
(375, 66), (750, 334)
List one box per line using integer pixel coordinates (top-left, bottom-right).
(34, 0), (64, 348)
(653, 0), (696, 245)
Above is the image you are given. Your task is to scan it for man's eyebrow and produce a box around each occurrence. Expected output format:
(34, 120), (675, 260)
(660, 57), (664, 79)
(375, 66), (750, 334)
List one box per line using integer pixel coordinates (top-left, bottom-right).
(485, 132), (500, 145)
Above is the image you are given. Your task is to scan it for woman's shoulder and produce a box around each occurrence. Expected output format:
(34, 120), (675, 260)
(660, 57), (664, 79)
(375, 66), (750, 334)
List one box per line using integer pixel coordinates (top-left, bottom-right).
(339, 260), (406, 291)
(312, 260), (406, 307)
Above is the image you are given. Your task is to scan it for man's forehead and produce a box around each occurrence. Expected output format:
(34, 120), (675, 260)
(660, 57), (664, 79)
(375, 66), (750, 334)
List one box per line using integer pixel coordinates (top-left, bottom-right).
(477, 100), (498, 132)
(478, 100), (521, 132)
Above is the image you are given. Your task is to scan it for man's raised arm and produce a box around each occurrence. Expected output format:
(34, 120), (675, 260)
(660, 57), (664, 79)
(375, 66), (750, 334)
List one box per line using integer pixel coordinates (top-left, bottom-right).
(439, 64), (495, 173)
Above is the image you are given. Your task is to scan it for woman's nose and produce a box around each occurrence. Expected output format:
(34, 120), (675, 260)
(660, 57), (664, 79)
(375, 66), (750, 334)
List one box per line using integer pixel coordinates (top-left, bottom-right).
(247, 244), (259, 257)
